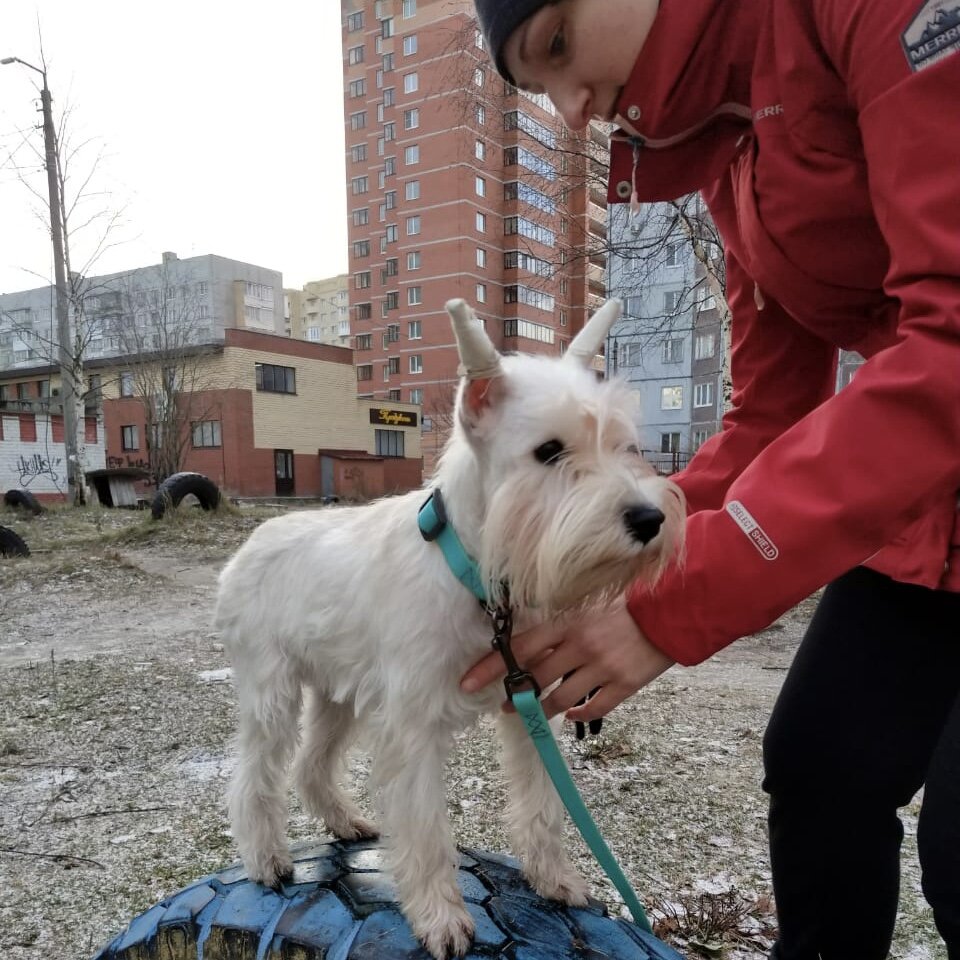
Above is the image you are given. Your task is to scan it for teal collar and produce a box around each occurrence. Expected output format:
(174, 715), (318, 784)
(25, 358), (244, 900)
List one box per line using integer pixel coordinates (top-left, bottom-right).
(418, 489), (488, 603)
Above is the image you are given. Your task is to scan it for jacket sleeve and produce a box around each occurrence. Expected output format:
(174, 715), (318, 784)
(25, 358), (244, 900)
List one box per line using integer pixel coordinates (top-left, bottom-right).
(674, 250), (837, 514)
(629, 2), (960, 665)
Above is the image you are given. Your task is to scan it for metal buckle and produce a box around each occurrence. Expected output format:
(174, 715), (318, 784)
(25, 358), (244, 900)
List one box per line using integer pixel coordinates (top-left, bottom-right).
(490, 606), (541, 700)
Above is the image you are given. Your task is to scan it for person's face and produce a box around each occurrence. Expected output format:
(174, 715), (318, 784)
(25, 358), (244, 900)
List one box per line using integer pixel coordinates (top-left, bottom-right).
(501, 0), (659, 131)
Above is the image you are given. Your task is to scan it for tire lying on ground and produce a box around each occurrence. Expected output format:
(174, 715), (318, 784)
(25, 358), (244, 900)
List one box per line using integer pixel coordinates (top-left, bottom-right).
(91, 839), (683, 960)
(4, 488), (43, 515)
(150, 472), (222, 520)
(0, 525), (30, 558)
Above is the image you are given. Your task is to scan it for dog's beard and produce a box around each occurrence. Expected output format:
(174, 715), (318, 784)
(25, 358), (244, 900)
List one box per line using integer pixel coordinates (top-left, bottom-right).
(479, 466), (684, 616)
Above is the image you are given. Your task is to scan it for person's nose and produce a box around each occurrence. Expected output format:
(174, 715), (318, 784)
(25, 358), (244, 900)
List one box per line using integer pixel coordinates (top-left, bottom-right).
(552, 83), (593, 131)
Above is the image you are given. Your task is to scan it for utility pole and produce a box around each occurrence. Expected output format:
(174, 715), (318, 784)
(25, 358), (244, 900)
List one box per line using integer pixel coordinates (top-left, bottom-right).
(2, 56), (83, 504)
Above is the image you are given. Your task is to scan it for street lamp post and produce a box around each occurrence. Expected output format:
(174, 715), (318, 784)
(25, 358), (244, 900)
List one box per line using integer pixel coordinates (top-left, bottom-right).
(2, 56), (82, 504)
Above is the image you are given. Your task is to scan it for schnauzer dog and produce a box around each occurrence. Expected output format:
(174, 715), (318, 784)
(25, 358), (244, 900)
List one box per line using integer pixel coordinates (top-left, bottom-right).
(216, 298), (684, 959)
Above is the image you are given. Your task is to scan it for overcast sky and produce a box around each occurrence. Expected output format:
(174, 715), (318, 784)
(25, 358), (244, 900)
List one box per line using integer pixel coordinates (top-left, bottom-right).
(0, 1), (348, 295)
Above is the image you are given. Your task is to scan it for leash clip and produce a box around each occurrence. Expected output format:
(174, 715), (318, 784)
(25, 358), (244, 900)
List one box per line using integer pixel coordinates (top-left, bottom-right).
(489, 606), (540, 700)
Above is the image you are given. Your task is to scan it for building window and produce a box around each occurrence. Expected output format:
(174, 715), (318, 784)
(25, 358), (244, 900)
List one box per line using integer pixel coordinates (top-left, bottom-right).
(351, 143), (368, 163)
(475, 176), (485, 197)
(475, 103), (485, 125)
(386, 356), (401, 376)
(660, 385), (683, 410)
(402, 0), (416, 16)
(403, 34), (418, 55)
(407, 250), (421, 270)
(476, 212), (486, 232)
(693, 428), (711, 451)
(404, 144), (419, 165)
(406, 215), (421, 235)
(381, 16), (394, 37)
(476, 283), (487, 303)
(357, 364), (373, 381)
(665, 242), (682, 267)
(348, 45), (365, 65)
(403, 108), (419, 130)
(356, 302), (372, 320)
(407, 286), (422, 306)
(349, 78), (367, 98)
(404, 72), (418, 93)
(120, 371), (134, 397)
(475, 139), (486, 161)
(405, 180), (420, 201)
(355, 271), (372, 289)
(408, 320), (421, 339)
(409, 354), (423, 374)
(353, 240), (371, 258)
(695, 331), (717, 359)
(663, 290), (680, 312)
(410, 388), (423, 404)
(662, 338), (684, 363)
(694, 382), (714, 408)
(350, 111), (367, 131)
(661, 432), (682, 453)
(347, 11), (364, 31)
(386, 224), (399, 242)
(192, 420), (222, 448)
(121, 424), (139, 451)
(385, 292), (400, 312)
(353, 207), (370, 226)
(473, 67), (485, 87)
(476, 247), (487, 268)
(256, 363), (296, 394)
(351, 175), (369, 194)
(356, 333), (373, 350)
(375, 428), (405, 457)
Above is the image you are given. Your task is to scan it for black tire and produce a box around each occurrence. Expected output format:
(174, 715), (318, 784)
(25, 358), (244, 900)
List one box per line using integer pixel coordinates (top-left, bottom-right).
(150, 472), (221, 520)
(91, 840), (681, 960)
(4, 488), (43, 515)
(0, 525), (30, 558)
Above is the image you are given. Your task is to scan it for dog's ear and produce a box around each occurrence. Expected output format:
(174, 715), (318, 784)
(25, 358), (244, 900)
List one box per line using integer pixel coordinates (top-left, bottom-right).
(446, 299), (506, 431)
(564, 298), (622, 366)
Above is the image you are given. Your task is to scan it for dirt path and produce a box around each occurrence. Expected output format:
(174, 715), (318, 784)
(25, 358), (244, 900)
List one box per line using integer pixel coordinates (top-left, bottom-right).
(0, 509), (945, 960)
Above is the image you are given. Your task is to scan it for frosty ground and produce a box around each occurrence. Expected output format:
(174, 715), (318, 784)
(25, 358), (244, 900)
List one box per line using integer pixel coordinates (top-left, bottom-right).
(0, 504), (944, 960)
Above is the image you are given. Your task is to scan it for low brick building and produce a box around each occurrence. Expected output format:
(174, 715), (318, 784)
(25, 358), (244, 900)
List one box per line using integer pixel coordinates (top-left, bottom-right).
(0, 329), (423, 503)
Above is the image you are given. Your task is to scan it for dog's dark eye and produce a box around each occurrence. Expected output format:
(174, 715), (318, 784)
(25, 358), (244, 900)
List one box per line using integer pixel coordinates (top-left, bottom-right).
(534, 439), (565, 465)
(626, 444), (640, 455)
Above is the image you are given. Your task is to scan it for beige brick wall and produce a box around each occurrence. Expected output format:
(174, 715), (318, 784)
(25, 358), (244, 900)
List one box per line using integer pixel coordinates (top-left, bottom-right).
(221, 345), (422, 458)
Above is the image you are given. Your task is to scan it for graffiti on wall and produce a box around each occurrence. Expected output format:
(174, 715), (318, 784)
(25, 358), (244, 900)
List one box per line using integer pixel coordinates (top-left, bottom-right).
(17, 453), (63, 487)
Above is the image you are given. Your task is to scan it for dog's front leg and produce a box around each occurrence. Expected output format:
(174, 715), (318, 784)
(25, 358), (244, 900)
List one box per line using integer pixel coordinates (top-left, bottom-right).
(373, 728), (474, 960)
(496, 710), (590, 906)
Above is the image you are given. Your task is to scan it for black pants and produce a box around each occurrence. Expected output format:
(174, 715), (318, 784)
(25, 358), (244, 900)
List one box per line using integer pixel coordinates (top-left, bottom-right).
(763, 567), (960, 960)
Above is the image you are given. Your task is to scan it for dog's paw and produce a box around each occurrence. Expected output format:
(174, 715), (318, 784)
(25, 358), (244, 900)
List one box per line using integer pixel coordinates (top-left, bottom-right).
(416, 906), (475, 960)
(249, 851), (294, 889)
(327, 812), (380, 842)
(525, 864), (590, 907)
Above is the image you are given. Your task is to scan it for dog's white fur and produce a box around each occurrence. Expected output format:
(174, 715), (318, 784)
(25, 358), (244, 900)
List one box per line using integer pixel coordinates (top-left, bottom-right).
(216, 299), (684, 959)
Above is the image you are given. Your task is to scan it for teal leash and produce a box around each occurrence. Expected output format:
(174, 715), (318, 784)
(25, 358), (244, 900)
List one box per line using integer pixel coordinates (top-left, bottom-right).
(418, 488), (653, 932)
(489, 608), (653, 934)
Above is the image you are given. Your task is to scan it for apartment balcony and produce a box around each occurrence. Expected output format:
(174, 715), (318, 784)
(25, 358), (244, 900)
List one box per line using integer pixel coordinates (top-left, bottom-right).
(587, 202), (608, 239)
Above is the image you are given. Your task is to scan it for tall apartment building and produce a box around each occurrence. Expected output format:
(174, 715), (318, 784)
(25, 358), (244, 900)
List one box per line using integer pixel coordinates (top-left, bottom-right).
(606, 198), (725, 472)
(285, 275), (350, 345)
(340, 0), (608, 471)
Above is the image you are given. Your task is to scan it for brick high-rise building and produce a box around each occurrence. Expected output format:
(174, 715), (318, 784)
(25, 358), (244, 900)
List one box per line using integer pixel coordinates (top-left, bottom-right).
(341, 0), (608, 472)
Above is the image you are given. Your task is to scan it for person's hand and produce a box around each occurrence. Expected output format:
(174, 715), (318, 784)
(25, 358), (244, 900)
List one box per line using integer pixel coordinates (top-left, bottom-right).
(460, 599), (674, 722)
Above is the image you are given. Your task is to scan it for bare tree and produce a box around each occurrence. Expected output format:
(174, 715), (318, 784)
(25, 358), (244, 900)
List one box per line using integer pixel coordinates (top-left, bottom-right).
(1, 49), (126, 503)
(109, 261), (222, 485)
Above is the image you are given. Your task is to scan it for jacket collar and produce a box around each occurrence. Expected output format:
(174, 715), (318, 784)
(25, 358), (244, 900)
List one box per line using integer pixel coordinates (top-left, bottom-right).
(608, 0), (764, 202)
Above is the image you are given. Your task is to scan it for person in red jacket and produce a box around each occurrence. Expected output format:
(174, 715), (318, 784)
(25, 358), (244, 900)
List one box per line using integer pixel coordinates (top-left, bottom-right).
(463, 1), (960, 957)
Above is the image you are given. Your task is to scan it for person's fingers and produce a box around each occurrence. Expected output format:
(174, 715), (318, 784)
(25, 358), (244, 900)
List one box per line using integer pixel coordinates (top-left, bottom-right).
(461, 622), (565, 692)
(563, 683), (633, 723)
(538, 666), (609, 719)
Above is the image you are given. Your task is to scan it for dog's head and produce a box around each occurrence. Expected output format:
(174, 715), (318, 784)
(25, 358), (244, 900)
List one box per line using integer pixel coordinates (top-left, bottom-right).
(443, 298), (684, 615)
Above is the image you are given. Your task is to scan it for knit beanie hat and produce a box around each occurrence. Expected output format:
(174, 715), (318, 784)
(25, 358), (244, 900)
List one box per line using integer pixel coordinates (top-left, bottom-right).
(474, 0), (552, 84)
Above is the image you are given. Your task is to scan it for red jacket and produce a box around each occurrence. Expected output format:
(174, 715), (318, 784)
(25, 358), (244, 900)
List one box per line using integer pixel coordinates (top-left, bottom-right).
(609, 0), (960, 665)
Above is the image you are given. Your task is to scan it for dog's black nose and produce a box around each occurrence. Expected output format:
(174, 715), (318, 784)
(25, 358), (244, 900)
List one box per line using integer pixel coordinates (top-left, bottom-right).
(623, 505), (665, 545)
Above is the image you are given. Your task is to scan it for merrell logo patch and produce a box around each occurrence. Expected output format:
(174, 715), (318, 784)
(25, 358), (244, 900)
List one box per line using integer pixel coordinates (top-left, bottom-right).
(902, 0), (960, 72)
(726, 500), (779, 561)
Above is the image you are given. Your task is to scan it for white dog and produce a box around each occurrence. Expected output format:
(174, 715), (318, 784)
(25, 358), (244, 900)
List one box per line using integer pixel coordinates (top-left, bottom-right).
(216, 298), (684, 959)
